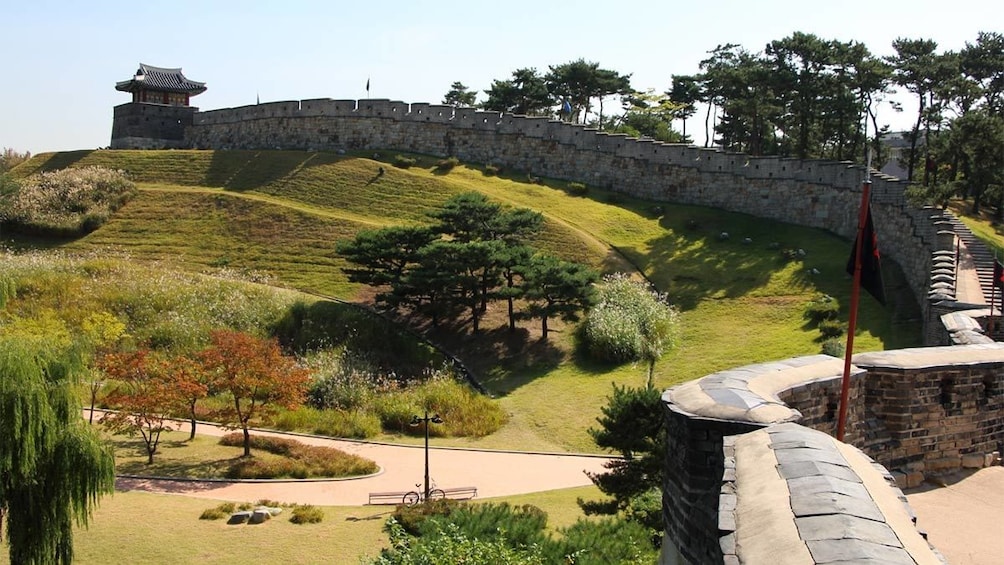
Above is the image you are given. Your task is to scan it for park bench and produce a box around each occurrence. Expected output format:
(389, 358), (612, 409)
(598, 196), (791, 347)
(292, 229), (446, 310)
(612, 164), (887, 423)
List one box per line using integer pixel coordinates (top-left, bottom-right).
(367, 486), (478, 505)
(367, 491), (412, 505)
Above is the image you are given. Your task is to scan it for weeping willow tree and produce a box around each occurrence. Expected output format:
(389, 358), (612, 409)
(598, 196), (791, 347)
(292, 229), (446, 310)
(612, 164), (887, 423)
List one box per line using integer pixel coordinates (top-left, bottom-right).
(0, 334), (115, 565)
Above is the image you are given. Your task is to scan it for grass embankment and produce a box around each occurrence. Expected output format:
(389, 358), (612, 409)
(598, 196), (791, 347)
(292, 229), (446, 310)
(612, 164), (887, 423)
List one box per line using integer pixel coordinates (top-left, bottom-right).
(10, 149), (920, 455)
(950, 200), (1004, 259)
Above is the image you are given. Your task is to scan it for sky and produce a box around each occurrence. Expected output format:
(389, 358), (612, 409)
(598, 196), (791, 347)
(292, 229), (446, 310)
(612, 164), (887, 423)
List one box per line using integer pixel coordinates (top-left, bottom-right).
(1, 0), (997, 154)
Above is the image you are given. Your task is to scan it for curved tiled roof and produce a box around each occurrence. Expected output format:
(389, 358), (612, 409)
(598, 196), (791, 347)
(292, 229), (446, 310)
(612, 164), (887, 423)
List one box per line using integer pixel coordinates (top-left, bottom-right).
(116, 63), (207, 95)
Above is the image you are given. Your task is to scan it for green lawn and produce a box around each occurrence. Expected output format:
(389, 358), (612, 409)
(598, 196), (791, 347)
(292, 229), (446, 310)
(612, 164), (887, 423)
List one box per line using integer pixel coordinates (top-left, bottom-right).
(0, 486), (604, 565)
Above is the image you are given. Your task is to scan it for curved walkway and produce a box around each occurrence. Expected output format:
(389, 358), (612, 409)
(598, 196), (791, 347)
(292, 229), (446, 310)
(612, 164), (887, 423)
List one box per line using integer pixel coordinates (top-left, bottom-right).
(107, 414), (613, 507)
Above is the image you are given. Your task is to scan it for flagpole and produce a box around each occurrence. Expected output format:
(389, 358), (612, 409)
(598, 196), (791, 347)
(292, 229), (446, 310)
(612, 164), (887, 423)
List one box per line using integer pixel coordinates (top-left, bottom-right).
(837, 176), (872, 442)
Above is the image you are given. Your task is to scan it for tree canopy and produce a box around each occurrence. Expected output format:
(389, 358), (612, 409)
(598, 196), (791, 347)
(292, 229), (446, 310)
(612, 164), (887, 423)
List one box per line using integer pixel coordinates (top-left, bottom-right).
(339, 192), (596, 338)
(198, 330), (311, 457)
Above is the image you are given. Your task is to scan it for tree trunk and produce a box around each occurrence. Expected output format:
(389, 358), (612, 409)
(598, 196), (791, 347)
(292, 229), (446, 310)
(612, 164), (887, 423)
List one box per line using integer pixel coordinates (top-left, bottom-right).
(189, 400), (198, 440)
(540, 315), (549, 341)
(906, 97), (925, 183)
(704, 103), (714, 147)
(242, 426), (252, 458)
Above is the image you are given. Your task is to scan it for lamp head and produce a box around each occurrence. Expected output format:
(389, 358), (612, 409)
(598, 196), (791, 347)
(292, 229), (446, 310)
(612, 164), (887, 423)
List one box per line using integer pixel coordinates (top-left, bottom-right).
(431, 415), (443, 424)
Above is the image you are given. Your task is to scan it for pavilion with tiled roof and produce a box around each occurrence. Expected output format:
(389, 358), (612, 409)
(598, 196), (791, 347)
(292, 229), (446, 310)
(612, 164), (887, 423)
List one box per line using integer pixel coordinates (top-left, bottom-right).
(115, 63), (206, 106)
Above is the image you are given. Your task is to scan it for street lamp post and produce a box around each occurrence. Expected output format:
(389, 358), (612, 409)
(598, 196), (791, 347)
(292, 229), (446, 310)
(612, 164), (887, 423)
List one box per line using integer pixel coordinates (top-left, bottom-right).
(410, 410), (443, 502)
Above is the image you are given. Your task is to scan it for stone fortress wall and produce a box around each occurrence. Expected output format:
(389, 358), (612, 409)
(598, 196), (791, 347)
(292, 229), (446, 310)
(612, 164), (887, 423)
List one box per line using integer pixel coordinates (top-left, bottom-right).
(179, 98), (942, 337)
(113, 97), (1001, 564)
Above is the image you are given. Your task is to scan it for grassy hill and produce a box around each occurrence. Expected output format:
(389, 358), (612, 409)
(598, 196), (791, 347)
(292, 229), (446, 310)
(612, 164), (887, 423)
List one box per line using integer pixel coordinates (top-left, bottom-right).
(9, 149), (921, 453)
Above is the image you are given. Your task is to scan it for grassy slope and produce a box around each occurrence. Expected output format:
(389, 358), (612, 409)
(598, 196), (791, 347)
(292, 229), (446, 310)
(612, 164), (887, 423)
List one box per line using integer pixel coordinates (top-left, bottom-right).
(14, 150), (919, 454)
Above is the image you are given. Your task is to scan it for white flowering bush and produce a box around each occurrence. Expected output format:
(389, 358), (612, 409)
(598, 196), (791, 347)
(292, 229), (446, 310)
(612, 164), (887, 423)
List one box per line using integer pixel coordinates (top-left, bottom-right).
(582, 274), (680, 369)
(0, 166), (136, 235)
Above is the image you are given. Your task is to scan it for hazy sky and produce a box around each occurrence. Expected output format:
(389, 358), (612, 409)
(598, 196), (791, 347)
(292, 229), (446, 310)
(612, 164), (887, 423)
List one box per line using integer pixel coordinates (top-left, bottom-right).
(1, 0), (996, 154)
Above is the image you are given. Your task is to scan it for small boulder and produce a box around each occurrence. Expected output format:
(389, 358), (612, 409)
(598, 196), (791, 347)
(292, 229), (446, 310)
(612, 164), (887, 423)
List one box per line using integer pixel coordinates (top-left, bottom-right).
(227, 511), (252, 525)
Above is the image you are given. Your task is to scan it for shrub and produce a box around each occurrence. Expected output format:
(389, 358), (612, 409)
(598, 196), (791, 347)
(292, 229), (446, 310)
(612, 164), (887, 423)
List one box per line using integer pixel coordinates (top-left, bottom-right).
(270, 406), (382, 439)
(391, 498), (459, 536)
(483, 164), (500, 176)
(781, 248), (801, 262)
(422, 503), (548, 548)
(568, 182), (588, 196)
(290, 505), (324, 524)
(199, 507), (228, 520)
(373, 375), (507, 437)
(272, 300), (442, 378)
(413, 376), (506, 437)
(821, 338), (846, 357)
(581, 274), (680, 365)
(393, 155), (417, 169)
(219, 433), (378, 479)
(375, 519), (545, 564)
(622, 488), (664, 543)
(546, 517), (658, 564)
(434, 157), (459, 172)
(804, 295), (840, 323)
(818, 319), (846, 339)
(199, 502), (237, 520)
(1, 166), (136, 236)
(372, 392), (423, 433)
(220, 432), (299, 455)
(306, 349), (381, 410)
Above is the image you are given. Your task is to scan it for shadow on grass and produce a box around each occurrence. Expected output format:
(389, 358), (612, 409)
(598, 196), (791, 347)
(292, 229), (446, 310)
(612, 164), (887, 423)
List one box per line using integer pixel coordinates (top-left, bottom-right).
(25, 150), (94, 173)
(431, 325), (564, 395)
(206, 150), (343, 191)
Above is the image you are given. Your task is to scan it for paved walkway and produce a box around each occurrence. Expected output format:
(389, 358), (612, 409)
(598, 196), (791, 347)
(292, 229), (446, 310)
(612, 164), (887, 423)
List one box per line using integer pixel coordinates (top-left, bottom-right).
(109, 415), (613, 507)
(905, 467), (1004, 565)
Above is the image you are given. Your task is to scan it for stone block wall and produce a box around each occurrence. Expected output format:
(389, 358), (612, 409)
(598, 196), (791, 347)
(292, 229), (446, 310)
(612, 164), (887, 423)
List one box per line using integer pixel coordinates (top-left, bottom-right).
(661, 346), (1004, 564)
(175, 101), (940, 315)
(110, 103), (196, 149)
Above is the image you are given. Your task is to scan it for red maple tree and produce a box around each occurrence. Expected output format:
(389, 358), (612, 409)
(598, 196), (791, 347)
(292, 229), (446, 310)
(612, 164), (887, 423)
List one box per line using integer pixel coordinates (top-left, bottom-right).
(198, 330), (310, 457)
(96, 349), (180, 464)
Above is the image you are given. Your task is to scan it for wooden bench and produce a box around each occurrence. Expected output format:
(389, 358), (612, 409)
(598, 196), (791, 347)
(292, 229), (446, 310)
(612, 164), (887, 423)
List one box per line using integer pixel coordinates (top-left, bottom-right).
(367, 486), (478, 505)
(367, 491), (412, 505)
(440, 486), (478, 500)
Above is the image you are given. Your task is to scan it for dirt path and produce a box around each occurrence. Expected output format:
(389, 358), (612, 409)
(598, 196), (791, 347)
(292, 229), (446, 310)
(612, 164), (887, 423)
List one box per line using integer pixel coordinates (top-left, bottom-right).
(109, 415), (613, 507)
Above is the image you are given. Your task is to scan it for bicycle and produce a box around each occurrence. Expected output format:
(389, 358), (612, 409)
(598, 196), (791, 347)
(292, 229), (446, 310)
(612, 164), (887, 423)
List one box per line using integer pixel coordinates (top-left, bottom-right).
(402, 480), (446, 506)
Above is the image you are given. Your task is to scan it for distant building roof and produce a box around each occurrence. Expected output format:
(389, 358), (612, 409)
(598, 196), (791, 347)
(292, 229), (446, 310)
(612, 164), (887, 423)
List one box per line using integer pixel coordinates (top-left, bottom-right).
(115, 63), (207, 96)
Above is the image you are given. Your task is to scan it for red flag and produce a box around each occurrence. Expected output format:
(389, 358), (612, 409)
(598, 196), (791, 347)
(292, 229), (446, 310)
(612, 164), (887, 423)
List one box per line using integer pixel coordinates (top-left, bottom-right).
(846, 205), (885, 305)
(994, 260), (1004, 289)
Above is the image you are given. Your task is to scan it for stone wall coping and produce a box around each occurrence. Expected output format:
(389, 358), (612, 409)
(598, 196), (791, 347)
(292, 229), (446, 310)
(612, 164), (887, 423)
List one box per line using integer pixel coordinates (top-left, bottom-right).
(940, 312), (983, 333)
(852, 342), (1004, 370)
(723, 424), (943, 564)
(662, 355), (853, 424)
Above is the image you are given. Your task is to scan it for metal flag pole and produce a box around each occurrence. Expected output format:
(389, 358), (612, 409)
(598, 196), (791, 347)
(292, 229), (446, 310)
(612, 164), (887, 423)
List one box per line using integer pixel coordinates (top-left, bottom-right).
(837, 151), (872, 442)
